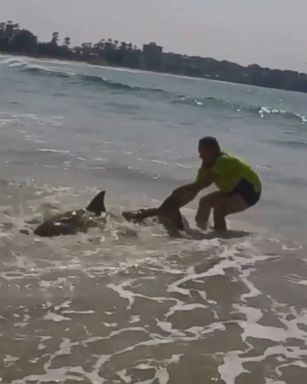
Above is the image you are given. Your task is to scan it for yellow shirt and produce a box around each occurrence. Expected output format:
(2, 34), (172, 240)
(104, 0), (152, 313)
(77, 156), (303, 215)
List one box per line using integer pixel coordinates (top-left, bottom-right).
(197, 153), (262, 193)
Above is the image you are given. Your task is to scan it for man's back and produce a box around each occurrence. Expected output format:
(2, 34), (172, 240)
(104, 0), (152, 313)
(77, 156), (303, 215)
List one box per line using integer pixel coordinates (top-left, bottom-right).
(197, 152), (262, 193)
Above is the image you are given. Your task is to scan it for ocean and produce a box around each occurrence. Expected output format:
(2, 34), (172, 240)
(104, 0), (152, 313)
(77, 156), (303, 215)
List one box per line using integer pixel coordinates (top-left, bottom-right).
(0, 54), (306, 383)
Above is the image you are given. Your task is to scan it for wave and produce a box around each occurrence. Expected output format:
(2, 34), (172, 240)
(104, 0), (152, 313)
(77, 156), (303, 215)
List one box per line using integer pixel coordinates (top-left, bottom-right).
(2, 56), (306, 124)
(38, 148), (71, 154)
(77, 73), (165, 93)
(0, 57), (166, 94)
(0, 56), (25, 65)
(257, 106), (307, 123)
(174, 96), (307, 123)
(25, 65), (74, 78)
(268, 139), (307, 149)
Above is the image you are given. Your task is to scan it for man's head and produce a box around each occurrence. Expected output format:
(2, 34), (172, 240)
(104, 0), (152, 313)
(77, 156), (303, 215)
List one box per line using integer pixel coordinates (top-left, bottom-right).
(198, 136), (221, 166)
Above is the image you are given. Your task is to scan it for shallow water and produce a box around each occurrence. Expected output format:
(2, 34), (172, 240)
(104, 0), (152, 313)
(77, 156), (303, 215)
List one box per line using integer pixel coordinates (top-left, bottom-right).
(0, 55), (307, 383)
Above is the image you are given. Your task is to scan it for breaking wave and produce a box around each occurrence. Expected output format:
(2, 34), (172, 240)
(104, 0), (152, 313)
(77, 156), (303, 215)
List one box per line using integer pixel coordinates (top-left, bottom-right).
(174, 96), (307, 123)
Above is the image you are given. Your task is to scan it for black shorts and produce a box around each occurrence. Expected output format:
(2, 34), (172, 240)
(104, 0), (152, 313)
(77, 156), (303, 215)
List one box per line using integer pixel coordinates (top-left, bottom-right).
(230, 179), (261, 207)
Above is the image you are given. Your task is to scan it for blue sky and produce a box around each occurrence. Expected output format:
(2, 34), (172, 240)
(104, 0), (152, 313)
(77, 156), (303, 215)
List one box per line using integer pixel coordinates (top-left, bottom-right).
(1, 0), (306, 71)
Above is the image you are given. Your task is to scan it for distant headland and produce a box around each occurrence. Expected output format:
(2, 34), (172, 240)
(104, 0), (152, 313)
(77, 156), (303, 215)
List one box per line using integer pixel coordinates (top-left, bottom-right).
(1, 20), (307, 93)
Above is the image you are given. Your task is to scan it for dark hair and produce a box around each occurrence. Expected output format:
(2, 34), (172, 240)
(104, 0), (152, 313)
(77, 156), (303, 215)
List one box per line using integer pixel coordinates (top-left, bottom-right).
(198, 136), (221, 151)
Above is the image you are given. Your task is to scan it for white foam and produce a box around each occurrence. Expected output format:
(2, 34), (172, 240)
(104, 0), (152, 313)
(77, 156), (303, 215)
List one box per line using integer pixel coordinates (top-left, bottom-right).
(38, 148), (71, 154)
(3, 355), (19, 363)
(166, 302), (207, 319)
(175, 163), (194, 169)
(43, 312), (70, 322)
(285, 275), (307, 286)
(11, 365), (107, 384)
(102, 322), (118, 328)
(58, 338), (73, 355)
(156, 319), (186, 337)
(129, 315), (141, 324)
(150, 366), (169, 384)
(218, 351), (248, 384)
(117, 370), (132, 383)
(217, 303), (307, 383)
(150, 159), (168, 165)
(167, 242), (272, 299)
(63, 310), (96, 315)
(107, 280), (136, 310)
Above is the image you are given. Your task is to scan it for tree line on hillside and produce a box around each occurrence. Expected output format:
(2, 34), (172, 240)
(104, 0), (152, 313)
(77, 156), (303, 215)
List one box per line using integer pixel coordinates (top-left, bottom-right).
(1, 20), (307, 93)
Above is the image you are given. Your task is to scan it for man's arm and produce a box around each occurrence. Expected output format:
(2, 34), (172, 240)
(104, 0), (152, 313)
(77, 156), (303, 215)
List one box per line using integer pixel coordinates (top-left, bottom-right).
(159, 172), (214, 211)
(122, 170), (214, 223)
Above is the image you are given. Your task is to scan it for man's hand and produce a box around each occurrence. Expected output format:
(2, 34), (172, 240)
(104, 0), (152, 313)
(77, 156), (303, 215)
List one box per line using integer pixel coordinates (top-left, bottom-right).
(159, 183), (201, 212)
(159, 173), (214, 212)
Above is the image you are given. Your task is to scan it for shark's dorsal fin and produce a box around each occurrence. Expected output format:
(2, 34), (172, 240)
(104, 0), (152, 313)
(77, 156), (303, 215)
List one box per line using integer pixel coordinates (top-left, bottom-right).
(86, 191), (106, 216)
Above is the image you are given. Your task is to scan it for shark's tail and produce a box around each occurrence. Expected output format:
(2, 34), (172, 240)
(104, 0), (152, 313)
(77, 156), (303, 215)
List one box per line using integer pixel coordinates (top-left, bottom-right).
(122, 206), (184, 231)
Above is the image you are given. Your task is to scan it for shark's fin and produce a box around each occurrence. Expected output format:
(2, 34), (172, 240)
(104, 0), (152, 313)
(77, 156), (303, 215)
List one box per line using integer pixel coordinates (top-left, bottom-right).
(86, 191), (106, 216)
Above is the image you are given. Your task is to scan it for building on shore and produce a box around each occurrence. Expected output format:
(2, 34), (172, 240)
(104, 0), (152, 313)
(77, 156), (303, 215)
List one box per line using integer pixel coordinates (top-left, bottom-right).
(142, 42), (163, 71)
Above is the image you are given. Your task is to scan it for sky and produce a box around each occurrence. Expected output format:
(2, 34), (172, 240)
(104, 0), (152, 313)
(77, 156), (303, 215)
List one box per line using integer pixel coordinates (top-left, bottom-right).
(1, 0), (307, 72)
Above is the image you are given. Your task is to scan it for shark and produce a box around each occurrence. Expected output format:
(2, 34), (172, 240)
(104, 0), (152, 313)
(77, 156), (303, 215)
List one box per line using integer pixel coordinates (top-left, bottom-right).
(32, 188), (185, 238)
(34, 190), (107, 237)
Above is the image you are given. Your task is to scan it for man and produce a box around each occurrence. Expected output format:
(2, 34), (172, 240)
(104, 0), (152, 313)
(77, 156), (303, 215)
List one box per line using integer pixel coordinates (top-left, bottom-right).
(124, 137), (261, 233)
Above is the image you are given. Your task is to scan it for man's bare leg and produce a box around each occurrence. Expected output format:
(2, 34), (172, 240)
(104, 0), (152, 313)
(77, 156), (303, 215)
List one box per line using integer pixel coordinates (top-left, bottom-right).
(195, 191), (225, 230)
(213, 194), (249, 232)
